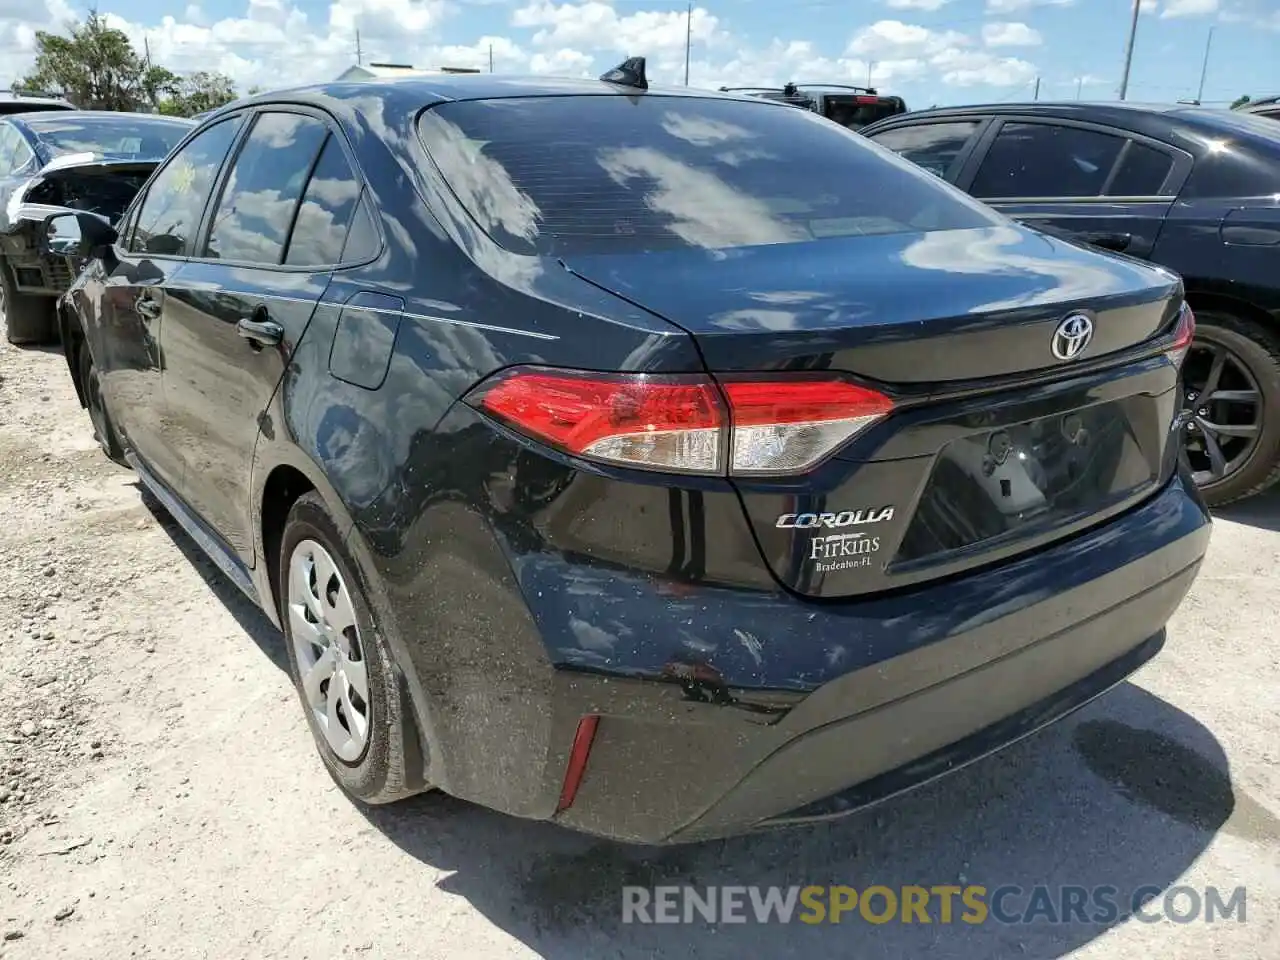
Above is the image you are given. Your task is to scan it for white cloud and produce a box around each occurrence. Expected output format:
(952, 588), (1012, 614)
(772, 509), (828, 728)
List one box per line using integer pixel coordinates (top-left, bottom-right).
(1160, 0), (1218, 17)
(984, 0), (1073, 11)
(529, 47), (595, 75)
(842, 19), (1033, 88)
(847, 19), (968, 58)
(931, 47), (1036, 86)
(885, 0), (951, 10)
(511, 1), (722, 55)
(982, 21), (1042, 46)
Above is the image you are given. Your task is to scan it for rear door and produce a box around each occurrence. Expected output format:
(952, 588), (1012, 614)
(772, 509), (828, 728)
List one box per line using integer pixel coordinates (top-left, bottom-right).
(160, 107), (364, 561)
(955, 118), (1191, 259)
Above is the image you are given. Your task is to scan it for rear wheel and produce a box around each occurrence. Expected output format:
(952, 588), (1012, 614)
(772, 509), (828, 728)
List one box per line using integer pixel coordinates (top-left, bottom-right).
(77, 340), (126, 465)
(0, 259), (57, 345)
(278, 492), (421, 805)
(1179, 310), (1280, 506)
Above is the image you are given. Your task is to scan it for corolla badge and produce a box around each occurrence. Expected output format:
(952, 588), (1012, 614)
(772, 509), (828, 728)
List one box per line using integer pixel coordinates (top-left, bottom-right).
(1051, 313), (1094, 361)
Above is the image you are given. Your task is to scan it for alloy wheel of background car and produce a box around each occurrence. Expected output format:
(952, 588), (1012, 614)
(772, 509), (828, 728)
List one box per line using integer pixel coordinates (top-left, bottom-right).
(287, 537), (372, 763)
(1180, 312), (1280, 506)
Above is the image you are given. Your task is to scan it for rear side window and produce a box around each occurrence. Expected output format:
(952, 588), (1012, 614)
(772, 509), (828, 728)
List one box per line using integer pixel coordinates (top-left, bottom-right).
(204, 112), (329, 264)
(868, 121), (981, 179)
(284, 135), (363, 265)
(418, 96), (995, 256)
(131, 117), (241, 257)
(1106, 142), (1174, 196)
(339, 195), (379, 262)
(971, 122), (1126, 199)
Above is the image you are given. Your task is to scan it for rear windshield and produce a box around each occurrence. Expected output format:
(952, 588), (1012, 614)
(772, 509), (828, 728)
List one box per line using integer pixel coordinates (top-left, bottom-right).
(417, 95), (994, 256)
(25, 115), (192, 161)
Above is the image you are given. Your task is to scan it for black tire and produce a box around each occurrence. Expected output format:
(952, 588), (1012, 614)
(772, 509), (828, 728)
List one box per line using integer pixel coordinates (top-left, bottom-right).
(1, 259), (57, 345)
(77, 340), (127, 465)
(277, 492), (421, 805)
(1185, 310), (1280, 506)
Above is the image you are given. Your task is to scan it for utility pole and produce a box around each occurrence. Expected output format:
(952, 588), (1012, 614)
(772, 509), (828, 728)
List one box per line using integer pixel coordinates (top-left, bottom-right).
(1033, 76), (1040, 100)
(489, 43), (494, 73)
(356, 29), (363, 66)
(867, 61), (875, 87)
(1196, 26), (1214, 103)
(1118, 0), (1141, 100)
(1076, 77), (1083, 100)
(683, 2), (691, 86)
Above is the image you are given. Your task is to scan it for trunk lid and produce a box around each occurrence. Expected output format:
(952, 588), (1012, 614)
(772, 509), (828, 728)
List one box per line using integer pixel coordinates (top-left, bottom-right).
(561, 224), (1180, 381)
(563, 224), (1186, 599)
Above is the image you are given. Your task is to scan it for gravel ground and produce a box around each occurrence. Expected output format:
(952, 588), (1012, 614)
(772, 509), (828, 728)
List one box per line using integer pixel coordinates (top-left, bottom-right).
(1, 337), (1277, 959)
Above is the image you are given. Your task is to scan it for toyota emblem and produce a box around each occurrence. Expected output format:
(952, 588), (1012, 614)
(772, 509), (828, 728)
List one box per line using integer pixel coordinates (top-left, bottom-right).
(1051, 313), (1094, 361)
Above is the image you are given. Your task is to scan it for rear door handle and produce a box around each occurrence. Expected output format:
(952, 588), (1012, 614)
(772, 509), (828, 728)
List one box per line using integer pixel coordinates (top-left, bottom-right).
(237, 317), (283, 348)
(1079, 231), (1133, 252)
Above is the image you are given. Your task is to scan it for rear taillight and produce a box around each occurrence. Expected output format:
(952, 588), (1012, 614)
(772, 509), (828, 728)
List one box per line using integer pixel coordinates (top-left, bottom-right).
(469, 369), (725, 474)
(721, 379), (894, 475)
(1167, 301), (1195, 368)
(466, 367), (894, 477)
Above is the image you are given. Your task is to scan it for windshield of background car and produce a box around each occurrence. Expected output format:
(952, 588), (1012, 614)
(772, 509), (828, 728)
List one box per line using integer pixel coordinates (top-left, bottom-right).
(25, 115), (192, 161)
(417, 95), (997, 256)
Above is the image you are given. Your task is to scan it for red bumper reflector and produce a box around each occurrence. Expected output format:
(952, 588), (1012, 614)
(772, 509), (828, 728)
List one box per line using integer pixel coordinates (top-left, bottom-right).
(556, 715), (600, 813)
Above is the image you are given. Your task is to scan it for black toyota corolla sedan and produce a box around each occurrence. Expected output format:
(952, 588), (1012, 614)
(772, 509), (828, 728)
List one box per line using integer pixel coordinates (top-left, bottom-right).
(50, 63), (1210, 844)
(861, 101), (1280, 507)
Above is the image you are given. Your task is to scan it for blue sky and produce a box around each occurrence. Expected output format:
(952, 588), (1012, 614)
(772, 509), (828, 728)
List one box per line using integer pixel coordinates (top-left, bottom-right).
(1, 0), (1277, 107)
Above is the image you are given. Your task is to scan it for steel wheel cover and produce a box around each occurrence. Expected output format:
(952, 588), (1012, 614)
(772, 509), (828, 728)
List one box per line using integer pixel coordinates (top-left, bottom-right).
(287, 539), (371, 762)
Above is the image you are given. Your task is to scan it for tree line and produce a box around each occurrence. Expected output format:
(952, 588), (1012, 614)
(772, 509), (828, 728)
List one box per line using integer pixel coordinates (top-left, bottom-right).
(13, 11), (255, 117)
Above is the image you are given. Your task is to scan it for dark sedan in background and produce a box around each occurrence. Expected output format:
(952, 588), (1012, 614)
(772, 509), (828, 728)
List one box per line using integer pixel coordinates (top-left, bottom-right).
(0, 110), (193, 344)
(52, 69), (1208, 843)
(862, 102), (1280, 506)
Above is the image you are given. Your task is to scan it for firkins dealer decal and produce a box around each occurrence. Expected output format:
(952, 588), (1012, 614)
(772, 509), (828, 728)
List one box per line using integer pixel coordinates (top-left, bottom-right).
(775, 506), (896, 574)
(810, 532), (881, 572)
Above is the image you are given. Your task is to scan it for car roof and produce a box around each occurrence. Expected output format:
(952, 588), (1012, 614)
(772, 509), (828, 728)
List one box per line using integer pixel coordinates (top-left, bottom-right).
(861, 99), (1280, 142)
(225, 74), (779, 115)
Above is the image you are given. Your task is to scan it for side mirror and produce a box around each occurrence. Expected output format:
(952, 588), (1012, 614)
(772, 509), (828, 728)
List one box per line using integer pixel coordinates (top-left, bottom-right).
(40, 211), (118, 260)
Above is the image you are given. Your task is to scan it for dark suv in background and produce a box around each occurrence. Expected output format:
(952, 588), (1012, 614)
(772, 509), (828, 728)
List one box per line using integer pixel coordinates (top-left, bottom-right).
(721, 83), (908, 130)
(863, 102), (1280, 506)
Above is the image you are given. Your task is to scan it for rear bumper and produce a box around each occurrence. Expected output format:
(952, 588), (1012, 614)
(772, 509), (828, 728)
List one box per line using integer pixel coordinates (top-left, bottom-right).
(371, 468), (1209, 844)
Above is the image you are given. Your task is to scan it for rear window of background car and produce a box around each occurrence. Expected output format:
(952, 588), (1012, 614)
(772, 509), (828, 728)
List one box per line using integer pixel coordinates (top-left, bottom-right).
(416, 95), (997, 256)
(867, 121), (981, 178)
(971, 123), (1127, 198)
